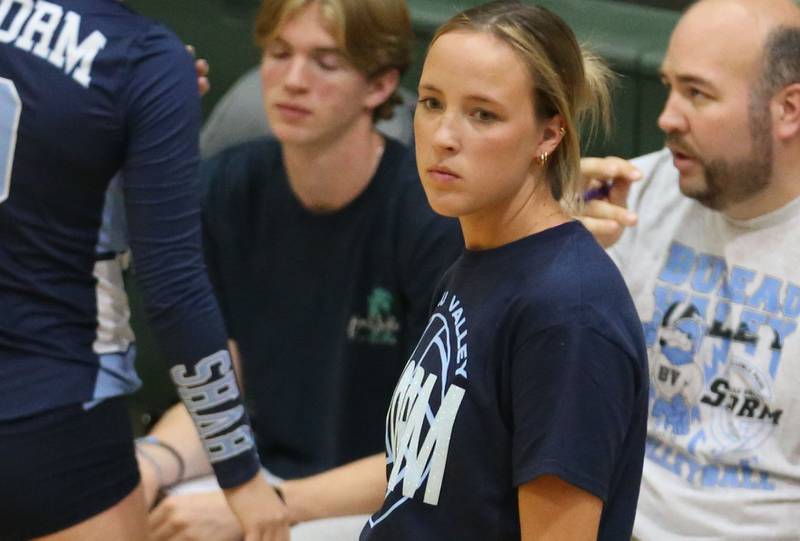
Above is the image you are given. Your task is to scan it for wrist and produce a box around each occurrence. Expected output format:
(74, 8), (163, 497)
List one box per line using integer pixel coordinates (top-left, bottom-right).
(135, 435), (185, 490)
(280, 478), (315, 524)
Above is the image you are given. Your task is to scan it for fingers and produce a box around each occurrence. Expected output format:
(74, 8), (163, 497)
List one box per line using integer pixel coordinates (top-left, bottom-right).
(581, 156), (642, 186)
(577, 216), (624, 249)
(195, 59), (210, 97)
(224, 474), (291, 541)
(578, 198), (637, 248)
(185, 44), (211, 96)
(242, 523), (290, 541)
(581, 156), (641, 209)
(149, 498), (184, 541)
(584, 198), (637, 227)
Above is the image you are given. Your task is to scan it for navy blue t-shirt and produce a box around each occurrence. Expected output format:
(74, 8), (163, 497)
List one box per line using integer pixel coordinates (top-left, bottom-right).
(362, 221), (649, 540)
(201, 137), (463, 479)
(0, 0), (258, 487)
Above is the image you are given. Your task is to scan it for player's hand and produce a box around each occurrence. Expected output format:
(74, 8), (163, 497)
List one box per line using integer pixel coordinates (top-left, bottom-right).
(149, 491), (242, 541)
(185, 44), (210, 97)
(223, 473), (290, 541)
(578, 156), (641, 248)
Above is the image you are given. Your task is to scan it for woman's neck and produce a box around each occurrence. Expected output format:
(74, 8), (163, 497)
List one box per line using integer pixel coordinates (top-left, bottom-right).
(460, 178), (570, 250)
(282, 121), (385, 213)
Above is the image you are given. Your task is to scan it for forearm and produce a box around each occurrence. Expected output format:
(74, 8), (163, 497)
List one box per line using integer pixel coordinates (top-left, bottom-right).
(518, 475), (601, 541)
(137, 402), (213, 507)
(151, 401), (214, 480)
(281, 453), (387, 524)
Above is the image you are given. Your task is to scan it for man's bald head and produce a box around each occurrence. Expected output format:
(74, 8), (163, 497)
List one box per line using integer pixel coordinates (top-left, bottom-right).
(658, 0), (800, 218)
(685, 0), (800, 33)
(680, 0), (800, 92)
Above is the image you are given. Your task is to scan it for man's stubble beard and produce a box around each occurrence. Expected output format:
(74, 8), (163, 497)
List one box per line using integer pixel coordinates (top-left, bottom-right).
(670, 94), (774, 211)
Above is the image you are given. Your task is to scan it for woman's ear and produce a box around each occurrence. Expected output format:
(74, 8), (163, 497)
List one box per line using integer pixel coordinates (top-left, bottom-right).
(534, 114), (566, 159)
(364, 68), (401, 112)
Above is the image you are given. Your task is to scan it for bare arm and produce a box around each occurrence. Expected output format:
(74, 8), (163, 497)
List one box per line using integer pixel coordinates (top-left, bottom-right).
(281, 453), (387, 524)
(518, 475), (602, 541)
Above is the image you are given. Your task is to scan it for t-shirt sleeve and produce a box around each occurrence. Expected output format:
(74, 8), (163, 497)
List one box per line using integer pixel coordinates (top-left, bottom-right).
(510, 323), (638, 502)
(119, 27), (260, 489)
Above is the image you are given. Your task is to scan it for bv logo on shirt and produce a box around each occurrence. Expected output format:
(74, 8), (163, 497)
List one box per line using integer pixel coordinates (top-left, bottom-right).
(369, 290), (468, 527)
(643, 241), (797, 491)
(347, 287), (400, 345)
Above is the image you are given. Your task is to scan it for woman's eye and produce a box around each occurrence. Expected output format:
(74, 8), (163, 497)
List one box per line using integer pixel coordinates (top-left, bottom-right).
(419, 97), (442, 111)
(471, 109), (497, 122)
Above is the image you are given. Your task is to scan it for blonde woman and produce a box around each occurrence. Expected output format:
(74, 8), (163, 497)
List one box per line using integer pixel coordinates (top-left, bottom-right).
(277, 2), (649, 540)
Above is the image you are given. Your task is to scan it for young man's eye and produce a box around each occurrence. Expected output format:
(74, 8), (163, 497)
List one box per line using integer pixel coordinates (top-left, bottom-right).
(265, 44), (290, 59)
(315, 54), (341, 71)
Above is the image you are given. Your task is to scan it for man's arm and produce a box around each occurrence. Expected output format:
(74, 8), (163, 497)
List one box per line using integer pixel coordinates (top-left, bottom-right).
(518, 475), (602, 541)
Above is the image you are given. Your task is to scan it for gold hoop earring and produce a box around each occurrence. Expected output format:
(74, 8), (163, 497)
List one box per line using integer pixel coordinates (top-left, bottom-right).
(539, 151), (549, 166)
(559, 127), (566, 137)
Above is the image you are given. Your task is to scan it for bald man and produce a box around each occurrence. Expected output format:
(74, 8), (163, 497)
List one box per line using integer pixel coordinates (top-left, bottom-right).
(580, 0), (800, 538)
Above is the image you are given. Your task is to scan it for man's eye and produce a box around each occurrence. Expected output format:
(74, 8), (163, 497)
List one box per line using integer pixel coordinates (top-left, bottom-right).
(688, 88), (708, 101)
(316, 55), (341, 70)
(265, 45), (290, 59)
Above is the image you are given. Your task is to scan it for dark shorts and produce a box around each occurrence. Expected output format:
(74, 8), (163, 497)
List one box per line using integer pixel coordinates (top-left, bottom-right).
(0, 397), (140, 540)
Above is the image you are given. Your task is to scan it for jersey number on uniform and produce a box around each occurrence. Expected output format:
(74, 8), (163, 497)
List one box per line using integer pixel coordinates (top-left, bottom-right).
(0, 77), (21, 205)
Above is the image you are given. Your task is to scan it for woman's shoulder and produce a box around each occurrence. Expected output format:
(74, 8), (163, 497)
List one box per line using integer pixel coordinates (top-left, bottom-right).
(511, 223), (641, 341)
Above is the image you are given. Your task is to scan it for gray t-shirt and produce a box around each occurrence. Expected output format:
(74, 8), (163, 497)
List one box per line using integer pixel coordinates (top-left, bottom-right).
(611, 149), (800, 540)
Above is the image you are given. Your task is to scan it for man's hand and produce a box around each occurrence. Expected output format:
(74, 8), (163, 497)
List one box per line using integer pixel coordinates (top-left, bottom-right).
(223, 473), (290, 541)
(149, 492), (242, 541)
(578, 156), (642, 248)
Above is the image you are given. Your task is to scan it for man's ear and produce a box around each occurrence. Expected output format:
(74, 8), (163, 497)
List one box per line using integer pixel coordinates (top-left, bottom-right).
(364, 68), (400, 112)
(774, 83), (800, 140)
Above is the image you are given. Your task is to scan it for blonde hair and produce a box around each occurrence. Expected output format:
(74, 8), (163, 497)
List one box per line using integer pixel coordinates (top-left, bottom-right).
(254, 0), (413, 120)
(433, 0), (614, 211)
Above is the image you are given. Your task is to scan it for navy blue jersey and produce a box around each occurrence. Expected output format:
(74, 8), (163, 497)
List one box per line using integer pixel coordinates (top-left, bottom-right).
(362, 222), (649, 541)
(0, 0), (259, 487)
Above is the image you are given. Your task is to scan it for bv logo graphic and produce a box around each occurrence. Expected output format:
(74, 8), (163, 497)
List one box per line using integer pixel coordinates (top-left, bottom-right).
(369, 290), (468, 526)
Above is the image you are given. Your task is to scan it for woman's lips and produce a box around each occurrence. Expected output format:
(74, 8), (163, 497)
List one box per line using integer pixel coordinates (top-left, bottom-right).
(427, 166), (461, 183)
